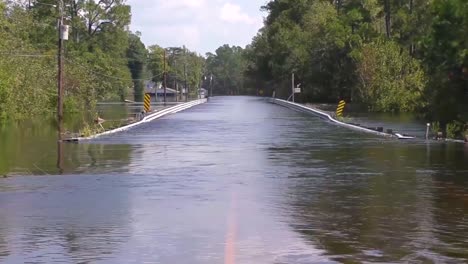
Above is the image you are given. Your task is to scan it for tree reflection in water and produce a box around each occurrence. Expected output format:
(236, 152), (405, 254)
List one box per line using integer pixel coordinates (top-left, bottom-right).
(276, 140), (468, 263)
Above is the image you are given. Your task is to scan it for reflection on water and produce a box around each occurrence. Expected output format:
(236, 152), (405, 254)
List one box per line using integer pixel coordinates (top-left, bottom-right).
(0, 175), (133, 263)
(267, 119), (468, 263)
(0, 104), (140, 175)
(0, 97), (467, 263)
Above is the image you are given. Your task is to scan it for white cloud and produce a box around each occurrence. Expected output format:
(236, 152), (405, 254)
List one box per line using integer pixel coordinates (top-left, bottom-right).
(127, 0), (265, 54)
(159, 0), (206, 9)
(153, 25), (202, 49)
(220, 3), (257, 25)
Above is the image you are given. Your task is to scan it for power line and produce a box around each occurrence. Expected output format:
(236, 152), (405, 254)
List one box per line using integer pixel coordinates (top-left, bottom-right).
(0, 52), (55, 58)
(0, 51), (165, 81)
(65, 57), (164, 81)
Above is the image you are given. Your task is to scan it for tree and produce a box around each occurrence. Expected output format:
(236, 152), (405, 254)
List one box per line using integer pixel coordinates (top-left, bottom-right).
(0, 0), (134, 120)
(422, 0), (468, 126)
(147, 45), (205, 98)
(206, 45), (248, 95)
(354, 39), (426, 112)
(127, 32), (147, 102)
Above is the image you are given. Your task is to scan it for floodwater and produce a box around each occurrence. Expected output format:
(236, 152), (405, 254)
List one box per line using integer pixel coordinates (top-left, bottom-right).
(1, 96), (468, 263)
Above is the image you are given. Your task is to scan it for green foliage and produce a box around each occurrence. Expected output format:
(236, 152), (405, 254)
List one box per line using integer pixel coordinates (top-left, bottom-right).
(79, 122), (103, 137)
(431, 121), (440, 134)
(354, 39), (426, 112)
(0, 3), (54, 119)
(2, 0), (467, 139)
(301, 0), (356, 101)
(245, 0), (467, 134)
(206, 45), (248, 95)
(147, 45), (205, 98)
(446, 120), (465, 139)
(0, 0), (136, 121)
(184, 50), (205, 94)
(127, 33), (148, 102)
(421, 0), (468, 125)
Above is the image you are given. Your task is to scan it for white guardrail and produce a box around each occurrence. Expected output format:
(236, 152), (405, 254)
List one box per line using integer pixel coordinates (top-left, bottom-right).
(78, 99), (207, 141)
(270, 98), (394, 138)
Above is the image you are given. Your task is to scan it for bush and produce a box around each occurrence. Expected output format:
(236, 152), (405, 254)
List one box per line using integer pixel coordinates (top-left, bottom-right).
(79, 123), (104, 137)
(464, 125), (468, 141)
(431, 121), (441, 134)
(353, 39), (427, 112)
(446, 120), (465, 139)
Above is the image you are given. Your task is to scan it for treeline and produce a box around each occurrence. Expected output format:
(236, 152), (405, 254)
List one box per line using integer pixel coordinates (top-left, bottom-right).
(242, 0), (467, 137)
(0, 0), (205, 121)
(2, 0), (467, 136)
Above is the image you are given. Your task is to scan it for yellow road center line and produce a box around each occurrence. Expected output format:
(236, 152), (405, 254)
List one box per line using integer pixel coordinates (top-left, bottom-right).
(225, 191), (237, 264)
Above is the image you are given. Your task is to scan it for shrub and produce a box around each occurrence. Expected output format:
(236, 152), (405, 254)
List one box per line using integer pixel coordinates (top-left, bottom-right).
(431, 121), (441, 134)
(446, 121), (465, 139)
(354, 39), (427, 112)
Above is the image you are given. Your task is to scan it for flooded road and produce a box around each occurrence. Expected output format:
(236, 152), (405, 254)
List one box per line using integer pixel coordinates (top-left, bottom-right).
(1, 96), (468, 263)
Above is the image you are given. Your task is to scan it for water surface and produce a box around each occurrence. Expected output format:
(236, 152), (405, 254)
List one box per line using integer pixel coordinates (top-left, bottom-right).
(1, 96), (468, 263)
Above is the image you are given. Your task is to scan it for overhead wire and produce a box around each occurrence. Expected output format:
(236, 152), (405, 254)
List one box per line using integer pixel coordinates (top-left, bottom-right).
(0, 47), (189, 82)
(0, 52), (55, 58)
(65, 57), (164, 81)
(0, 51), (164, 81)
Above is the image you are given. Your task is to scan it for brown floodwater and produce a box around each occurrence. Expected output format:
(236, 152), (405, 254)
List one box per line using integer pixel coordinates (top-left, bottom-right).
(1, 96), (467, 263)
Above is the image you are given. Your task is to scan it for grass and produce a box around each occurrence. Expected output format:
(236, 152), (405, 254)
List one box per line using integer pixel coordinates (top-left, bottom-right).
(336, 116), (354, 123)
(78, 123), (104, 137)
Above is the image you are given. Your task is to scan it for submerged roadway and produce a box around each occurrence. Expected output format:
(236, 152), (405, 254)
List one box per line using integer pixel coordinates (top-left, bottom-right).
(1, 96), (468, 263)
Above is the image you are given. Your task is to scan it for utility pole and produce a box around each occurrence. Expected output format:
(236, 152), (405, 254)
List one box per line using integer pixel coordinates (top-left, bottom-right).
(198, 76), (202, 99)
(199, 76), (205, 99)
(210, 73), (213, 97)
(183, 47), (188, 102)
(57, 0), (67, 173)
(174, 56), (178, 102)
(163, 49), (167, 105)
(57, 0), (66, 141)
(184, 63), (188, 102)
(409, 0), (415, 55)
(384, 0), (391, 38)
(291, 73), (295, 103)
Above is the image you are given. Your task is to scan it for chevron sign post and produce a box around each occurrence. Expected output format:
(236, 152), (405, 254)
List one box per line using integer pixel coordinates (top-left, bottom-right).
(336, 100), (346, 117)
(144, 93), (151, 113)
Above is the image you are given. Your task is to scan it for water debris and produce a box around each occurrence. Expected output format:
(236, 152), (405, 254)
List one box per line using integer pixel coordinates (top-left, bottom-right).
(94, 117), (105, 126)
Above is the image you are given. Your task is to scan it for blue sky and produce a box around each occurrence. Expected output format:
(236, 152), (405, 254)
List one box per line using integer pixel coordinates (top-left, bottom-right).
(127, 0), (268, 55)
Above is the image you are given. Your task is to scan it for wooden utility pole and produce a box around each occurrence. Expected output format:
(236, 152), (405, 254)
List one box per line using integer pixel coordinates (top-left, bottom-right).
(57, 0), (66, 173)
(292, 73), (295, 102)
(210, 73), (213, 97)
(384, 0), (391, 38)
(58, 33), (64, 136)
(163, 49), (167, 105)
(174, 57), (178, 102)
(57, 0), (65, 141)
(409, 0), (415, 55)
(184, 47), (188, 102)
(184, 63), (188, 102)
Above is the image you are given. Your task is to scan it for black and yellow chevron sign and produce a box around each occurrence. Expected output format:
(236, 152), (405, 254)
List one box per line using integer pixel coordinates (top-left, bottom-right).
(144, 93), (151, 112)
(336, 100), (346, 117)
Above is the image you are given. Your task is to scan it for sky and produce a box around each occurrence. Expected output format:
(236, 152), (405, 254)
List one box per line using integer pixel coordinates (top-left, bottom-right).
(127, 0), (268, 55)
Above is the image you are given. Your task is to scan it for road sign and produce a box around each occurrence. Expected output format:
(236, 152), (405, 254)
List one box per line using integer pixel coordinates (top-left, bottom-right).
(294, 87), (301, 93)
(144, 93), (151, 112)
(336, 100), (346, 117)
